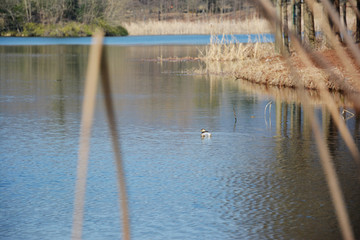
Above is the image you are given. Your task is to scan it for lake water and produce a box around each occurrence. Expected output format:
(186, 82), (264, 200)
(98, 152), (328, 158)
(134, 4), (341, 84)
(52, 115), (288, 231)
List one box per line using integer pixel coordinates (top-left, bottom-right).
(0, 34), (274, 46)
(0, 38), (360, 240)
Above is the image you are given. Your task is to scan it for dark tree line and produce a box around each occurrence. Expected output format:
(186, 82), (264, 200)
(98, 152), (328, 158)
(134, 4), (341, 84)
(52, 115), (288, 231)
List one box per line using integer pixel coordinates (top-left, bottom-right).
(0, 0), (138, 33)
(0, 0), (257, 33)
(2, 0), (360, 42)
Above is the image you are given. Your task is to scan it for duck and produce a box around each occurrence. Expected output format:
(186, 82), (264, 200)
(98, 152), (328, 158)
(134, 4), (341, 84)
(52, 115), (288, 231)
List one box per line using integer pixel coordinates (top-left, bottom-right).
(201, 128), (212, 138)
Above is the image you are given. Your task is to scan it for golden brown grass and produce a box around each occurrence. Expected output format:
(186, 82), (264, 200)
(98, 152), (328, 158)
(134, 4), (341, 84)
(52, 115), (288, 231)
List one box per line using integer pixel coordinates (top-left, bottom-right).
(197, 35), (346, 91)
(124, 3), (355, 36)
(123, 18), (271, 35)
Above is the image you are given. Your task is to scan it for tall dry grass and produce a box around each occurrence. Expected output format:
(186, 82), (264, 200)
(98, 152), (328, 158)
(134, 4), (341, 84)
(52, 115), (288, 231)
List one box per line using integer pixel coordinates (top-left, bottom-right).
(123, 2), (354, 36)
(199, 35), (276, 61)
(124, 18), (271, 35)
(197, 35), (338, 90)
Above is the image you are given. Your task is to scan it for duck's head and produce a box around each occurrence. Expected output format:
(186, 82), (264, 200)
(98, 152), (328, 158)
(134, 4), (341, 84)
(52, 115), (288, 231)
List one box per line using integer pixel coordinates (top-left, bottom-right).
(201, 128), (206, 133)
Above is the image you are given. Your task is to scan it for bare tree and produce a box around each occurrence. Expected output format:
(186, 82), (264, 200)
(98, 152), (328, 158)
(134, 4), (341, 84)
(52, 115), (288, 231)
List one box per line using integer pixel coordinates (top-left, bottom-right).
(294, 0), (302, 39)
(23, 0), (30, 21)
(342, 0), (347, 28)
(282, 0), (289, 53)
(304, 1), (315, 48)
(275, 0), (283, 53)
(329, 0), (341, 40)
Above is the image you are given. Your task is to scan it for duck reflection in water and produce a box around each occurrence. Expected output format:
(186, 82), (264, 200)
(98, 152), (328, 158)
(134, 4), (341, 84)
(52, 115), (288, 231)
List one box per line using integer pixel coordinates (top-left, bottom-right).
(201, 129), (212, 138)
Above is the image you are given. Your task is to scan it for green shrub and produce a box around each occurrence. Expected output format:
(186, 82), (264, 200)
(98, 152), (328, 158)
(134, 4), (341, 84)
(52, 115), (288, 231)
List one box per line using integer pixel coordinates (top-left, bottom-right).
(45, 24), (60, 37)
(82, 24), (93, 36)
(3, 31), (17, 36)
(2, 19), (128, 37)
(116, 25), (128, 36)
(61, 22), (81, 37)
(93, 19), (128, 36)
(23, 22), (45, 37)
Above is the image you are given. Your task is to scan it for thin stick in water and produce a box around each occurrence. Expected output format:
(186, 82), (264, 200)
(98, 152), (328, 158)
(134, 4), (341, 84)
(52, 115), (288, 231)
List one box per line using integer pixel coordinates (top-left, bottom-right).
(264, 101), (272, 127)
(233, 106), (237, 123)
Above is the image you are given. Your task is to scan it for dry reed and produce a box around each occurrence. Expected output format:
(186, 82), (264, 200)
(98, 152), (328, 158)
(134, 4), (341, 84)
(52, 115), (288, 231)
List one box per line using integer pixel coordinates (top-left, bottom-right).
(124, 18), (271, 35)
(198, 35), (345, 91)
(72, 31), (131, 240)
(72, 31), (104, 240)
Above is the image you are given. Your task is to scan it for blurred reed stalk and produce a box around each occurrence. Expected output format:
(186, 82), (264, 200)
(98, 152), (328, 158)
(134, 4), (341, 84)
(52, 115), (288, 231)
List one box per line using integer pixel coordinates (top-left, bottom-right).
(72, 30), (130, 240)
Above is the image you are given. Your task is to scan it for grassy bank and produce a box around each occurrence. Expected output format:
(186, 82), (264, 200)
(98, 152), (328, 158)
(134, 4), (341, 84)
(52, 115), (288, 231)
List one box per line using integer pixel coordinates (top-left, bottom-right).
(1, 20), (128, 37)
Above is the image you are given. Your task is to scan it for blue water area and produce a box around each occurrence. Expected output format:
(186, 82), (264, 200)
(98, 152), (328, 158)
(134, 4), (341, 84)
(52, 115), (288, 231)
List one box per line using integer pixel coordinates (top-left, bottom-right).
(1, 44), (360, 240)
(0, 34), (274, 46)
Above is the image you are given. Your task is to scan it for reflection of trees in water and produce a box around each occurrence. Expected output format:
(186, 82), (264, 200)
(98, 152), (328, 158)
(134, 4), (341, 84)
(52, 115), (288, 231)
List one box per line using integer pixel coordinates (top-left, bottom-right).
(217, 100), (343, 239)
(0, 45), (86, 131)
(218, 99), (360, 239)
(217, 79), (360, 239)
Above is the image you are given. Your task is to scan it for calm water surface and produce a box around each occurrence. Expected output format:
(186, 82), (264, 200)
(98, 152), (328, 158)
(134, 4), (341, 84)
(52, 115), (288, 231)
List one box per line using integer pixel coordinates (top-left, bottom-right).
(0, 34), (274, 46)
(0, 42), (360, 240)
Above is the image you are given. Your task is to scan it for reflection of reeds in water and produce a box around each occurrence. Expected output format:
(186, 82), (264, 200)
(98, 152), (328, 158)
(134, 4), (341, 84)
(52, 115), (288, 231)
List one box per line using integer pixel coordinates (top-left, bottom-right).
(234, 76), (354, 108)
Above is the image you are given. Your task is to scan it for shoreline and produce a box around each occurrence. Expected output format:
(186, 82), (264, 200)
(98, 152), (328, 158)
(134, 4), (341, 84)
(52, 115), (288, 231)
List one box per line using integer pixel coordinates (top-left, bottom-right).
(233, 49), (360, 93)
(1, 17), (270, 37)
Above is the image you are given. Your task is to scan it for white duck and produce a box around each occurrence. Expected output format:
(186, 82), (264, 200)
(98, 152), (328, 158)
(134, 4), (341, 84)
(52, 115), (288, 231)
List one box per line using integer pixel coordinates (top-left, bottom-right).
(201, 128), (212, 138)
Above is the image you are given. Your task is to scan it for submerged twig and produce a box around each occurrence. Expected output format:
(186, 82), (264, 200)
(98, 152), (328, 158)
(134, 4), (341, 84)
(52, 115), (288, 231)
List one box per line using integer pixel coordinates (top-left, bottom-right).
(233, 106), (237, 123)
(264, 101), (272, 127)
(342, 109), (355, 121)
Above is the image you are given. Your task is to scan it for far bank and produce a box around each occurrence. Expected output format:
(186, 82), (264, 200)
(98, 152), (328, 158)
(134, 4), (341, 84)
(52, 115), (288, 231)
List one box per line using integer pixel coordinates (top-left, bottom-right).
(0, 20), (128, 37)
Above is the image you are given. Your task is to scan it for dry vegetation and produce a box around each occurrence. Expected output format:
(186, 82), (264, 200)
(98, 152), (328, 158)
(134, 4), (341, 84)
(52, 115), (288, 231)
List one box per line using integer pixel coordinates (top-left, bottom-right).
(195, 2), (360, 93)
(197, 35), (360, 92)
(123, 2), (355, 36)
(124, 18), (270, 35)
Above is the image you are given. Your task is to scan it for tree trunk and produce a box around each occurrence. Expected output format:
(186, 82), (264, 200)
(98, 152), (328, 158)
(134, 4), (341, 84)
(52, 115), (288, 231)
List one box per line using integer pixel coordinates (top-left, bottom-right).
(304, 1), (315, 48)
(23, 0), (30, 22)
(343, 1), (347, 28)
(295, 0), (302, 39)
(282, 0), (289, 53)
(65, 0), (79, 21)
(275, 0), (283, 53)
(329, 0), (341, 41)
(159, 0), (163, 21)
(357, 0), (360, 42)
(334, 0), (341, 38)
